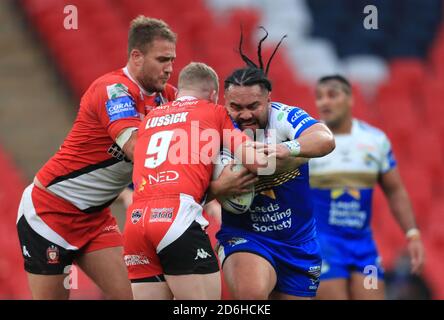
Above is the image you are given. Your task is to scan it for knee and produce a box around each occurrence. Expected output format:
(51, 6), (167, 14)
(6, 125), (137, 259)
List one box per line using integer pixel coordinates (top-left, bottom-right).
(231, 282), (270, 300)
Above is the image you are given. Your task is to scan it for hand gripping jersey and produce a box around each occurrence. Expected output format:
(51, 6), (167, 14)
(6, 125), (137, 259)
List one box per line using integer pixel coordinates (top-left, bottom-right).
(132, 96), (248, 204)
(220, 102), (319, 243)
(310, 119), (397, 237)
(35, 67), (176, 213)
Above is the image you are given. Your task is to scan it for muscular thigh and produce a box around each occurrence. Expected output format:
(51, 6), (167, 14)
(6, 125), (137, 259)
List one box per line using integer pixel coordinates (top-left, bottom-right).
(223, 252), (276, 300)
(76, 246), (133, 300)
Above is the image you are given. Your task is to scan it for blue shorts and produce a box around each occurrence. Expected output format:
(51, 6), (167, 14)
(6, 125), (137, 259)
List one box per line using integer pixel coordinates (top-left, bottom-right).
(216, 226), (322, 297)
(317, 231), (384, 280)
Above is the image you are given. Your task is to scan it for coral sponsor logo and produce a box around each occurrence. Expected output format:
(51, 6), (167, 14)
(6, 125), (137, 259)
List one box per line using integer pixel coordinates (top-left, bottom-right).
(106, 95), (138, 122)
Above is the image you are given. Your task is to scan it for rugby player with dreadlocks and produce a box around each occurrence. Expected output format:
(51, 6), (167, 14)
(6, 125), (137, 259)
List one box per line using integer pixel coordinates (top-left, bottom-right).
(212, 28), (335, 300)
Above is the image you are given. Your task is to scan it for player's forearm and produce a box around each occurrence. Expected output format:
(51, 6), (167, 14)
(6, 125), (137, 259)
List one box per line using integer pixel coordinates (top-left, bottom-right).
(281, 157), (309, 168)
(120, 130), (138, 161)
(273, 155), (309, 174)
(385, 186), (418, 233)
(235, 142), (268, 174)
(295, 131), (335, 158)
(206, 181), (220, 203)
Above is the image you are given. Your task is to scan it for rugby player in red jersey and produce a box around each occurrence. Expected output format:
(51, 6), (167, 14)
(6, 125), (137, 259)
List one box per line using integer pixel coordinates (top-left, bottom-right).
(16, 16), (176, 299)
(124, 62), (267, 299)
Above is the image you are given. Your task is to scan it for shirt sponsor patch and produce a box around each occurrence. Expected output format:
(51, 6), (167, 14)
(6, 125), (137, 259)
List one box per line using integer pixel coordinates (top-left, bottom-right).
(287, 108), (307, 128)
(106, 96), (138, 122)
(106, 83), (129, 99)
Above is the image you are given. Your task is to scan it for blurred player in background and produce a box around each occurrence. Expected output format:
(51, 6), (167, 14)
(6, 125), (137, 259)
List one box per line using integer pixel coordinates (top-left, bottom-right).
(124, 62), (267, 299)
(16, 16), (176, 299)
(311, 75), (425, 299)
(212, 29), (335, 300)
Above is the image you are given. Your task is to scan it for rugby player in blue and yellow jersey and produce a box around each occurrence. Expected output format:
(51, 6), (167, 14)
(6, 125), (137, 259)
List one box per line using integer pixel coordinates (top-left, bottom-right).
(311, 75), (425, 299)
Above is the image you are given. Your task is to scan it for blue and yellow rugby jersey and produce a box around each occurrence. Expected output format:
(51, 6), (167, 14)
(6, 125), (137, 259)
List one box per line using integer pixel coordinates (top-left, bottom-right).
(310, 119), (397, 237)
(221, 102), (319, 243)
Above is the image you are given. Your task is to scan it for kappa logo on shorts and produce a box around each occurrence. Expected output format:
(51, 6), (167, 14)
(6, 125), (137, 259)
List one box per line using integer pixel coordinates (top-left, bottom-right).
(124, 254), (150, 266)
(195, 248), (212, 260)
(22, 245), (31, 258)
(46, 245), (60, 264)
(149, 208), (174, 222)
(131, 209), (143, 224)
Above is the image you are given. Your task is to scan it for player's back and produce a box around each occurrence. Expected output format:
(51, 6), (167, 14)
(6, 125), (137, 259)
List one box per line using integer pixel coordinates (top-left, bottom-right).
(133, 97), (240, 203)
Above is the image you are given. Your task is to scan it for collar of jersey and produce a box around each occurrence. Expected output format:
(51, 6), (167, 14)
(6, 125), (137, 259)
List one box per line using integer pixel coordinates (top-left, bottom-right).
(122, 67), (155, 97)
(334, 118), (358, 137)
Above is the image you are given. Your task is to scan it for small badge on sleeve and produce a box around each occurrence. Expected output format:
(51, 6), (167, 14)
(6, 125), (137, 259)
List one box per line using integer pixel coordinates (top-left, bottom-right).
(106, 96), (138, 122)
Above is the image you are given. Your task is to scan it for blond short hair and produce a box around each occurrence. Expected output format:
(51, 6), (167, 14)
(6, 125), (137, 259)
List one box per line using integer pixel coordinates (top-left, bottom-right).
(178, 62), (219, 94)
(128, 15), (176, 56)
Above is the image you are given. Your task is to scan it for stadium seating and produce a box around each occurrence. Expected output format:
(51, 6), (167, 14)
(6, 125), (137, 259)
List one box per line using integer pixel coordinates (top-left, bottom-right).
(14, 0), (444, 299)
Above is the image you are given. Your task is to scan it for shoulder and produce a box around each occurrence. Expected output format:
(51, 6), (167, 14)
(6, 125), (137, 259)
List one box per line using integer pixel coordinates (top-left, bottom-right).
(270, 102), (315, 127)
(354, 119), (388, 139)
(353, 119), (392, 148)
(89, 69), (139, 100)
(162, 83), (178, 99)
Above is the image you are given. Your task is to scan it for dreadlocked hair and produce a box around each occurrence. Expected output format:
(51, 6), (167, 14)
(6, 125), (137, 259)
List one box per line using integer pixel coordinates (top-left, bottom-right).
(224, 26), (287, 92)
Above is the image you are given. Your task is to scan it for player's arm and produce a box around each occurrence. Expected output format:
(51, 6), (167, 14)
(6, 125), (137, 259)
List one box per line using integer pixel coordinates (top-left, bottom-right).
(378, 168), (425, 275)
(209, 161), (259, 200)
(208, 107), (267, 200)
(95, 82), (142, 161)
(116, 185), (134, 208)
(233, 140), (269, 174)
(259, 121), (335, 174)
(207, 138), (265, 202)
(116, 127), (138, 161)
(287, 122), (335, 158)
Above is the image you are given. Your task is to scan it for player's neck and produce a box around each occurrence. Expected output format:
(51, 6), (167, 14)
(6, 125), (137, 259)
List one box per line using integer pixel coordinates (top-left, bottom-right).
(330, 118), (353, 135)
(125, 64), (155, 95)
(177, 90), (202, 101)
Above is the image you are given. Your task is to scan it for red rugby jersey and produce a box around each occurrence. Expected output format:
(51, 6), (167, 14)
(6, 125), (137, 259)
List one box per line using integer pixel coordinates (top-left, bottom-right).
(132, 96), (248, 203)
(36, 67), (176, 212)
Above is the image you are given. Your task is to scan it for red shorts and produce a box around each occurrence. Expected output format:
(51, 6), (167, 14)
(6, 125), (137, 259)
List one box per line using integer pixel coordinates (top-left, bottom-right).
(123, 193), (219, 281)
(16, 184), (122, 274)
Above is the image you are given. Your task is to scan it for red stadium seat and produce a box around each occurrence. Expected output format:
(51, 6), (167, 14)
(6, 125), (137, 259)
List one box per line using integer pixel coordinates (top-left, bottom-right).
(420, 78), (444, 131)
(389, 59), (427, 92)
(429, 25), (444, 80)
(427, 200), (444, 245)
(398, 164), (434, 226)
